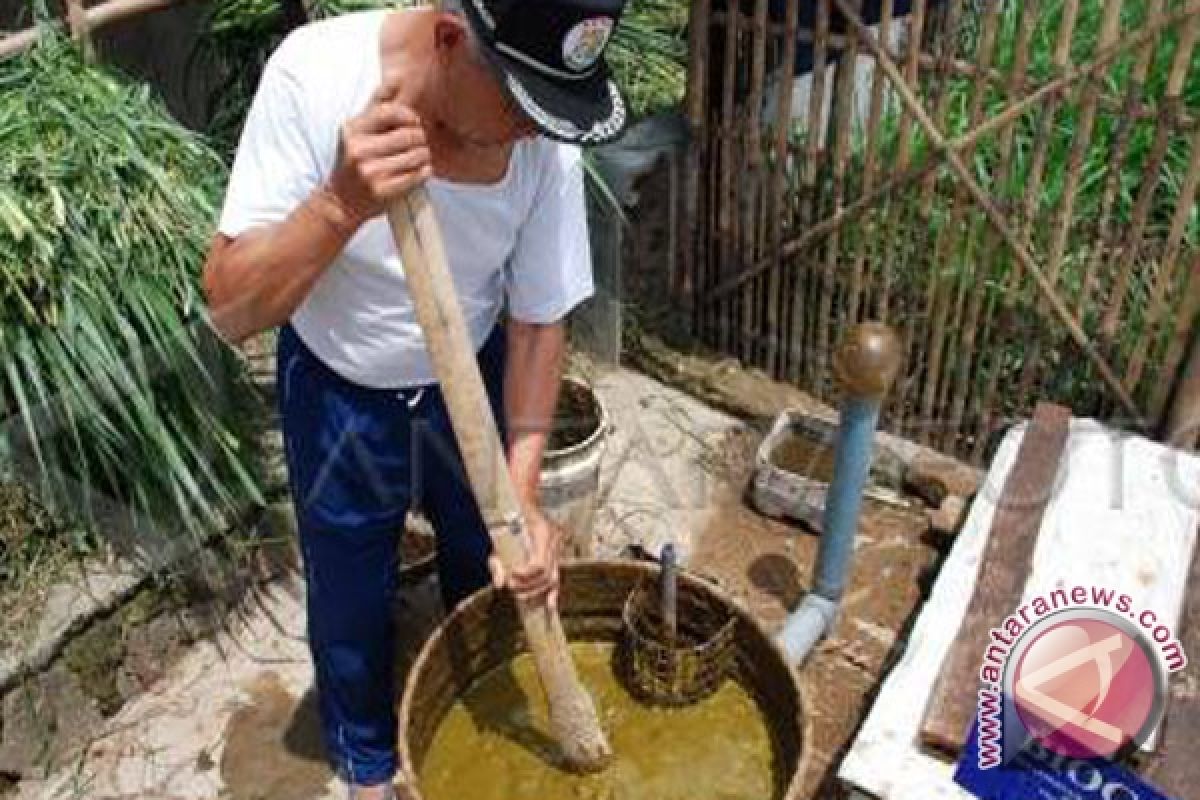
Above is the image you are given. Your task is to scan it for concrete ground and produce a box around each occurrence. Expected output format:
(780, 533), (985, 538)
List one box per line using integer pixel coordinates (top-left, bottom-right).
(11, 365), (943, 800)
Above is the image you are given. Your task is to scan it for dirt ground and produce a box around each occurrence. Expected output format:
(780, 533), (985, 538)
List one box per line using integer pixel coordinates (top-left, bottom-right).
(683, 427), (941, 798)
(5, 352), (961, 800)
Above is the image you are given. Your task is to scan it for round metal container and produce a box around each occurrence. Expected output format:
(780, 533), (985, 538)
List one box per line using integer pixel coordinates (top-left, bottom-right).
(397, 560), (807, 799)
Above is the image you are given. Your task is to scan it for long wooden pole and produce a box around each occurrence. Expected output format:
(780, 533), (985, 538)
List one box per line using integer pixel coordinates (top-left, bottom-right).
(831, 0), (1142, 421)
(387, 189), (611, 772)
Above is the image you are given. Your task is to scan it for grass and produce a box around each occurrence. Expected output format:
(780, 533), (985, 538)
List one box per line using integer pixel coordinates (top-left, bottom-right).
(0, 32), (264, 570)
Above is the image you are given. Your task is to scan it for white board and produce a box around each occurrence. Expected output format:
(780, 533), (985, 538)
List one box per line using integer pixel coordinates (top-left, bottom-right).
(839, 419), (1200, 799)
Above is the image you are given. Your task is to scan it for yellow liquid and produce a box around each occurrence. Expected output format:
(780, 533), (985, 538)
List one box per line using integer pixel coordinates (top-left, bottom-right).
(419, 642), (777, 800)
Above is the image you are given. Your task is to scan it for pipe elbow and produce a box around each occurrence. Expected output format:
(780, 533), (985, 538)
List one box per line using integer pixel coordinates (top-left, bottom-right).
(777, 593), (839, 666)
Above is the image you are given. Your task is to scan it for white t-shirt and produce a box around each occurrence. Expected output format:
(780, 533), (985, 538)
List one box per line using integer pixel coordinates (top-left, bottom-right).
(217, 10), (595, 388)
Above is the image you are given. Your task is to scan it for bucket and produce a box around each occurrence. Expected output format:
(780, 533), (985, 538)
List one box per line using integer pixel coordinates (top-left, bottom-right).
(397, 560), (806, 799)
(750, 410), (839, 529)
(539, 377), (609, 559)
(749, 409), (899, 532)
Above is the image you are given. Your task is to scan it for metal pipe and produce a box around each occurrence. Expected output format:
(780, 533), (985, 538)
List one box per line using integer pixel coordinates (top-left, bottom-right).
(779, 323), (901, 665)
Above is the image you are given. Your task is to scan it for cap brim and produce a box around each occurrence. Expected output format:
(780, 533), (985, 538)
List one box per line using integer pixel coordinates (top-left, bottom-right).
(476, 41), (628, 145)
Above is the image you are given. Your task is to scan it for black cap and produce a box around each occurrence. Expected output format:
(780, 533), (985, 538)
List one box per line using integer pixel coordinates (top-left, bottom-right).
(460, 0), (628, 145)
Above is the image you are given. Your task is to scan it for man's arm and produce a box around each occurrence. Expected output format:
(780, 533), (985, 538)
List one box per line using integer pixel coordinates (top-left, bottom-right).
(204, 79), (430, 343)
(489, 143), (593, 607)
(203, 188), (361, 343)
(504, 318), (567, 504)
(496, 318), (568, 606)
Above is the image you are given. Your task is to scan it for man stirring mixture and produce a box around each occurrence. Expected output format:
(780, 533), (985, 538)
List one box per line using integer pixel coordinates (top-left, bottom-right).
(201, 0), (628, 796)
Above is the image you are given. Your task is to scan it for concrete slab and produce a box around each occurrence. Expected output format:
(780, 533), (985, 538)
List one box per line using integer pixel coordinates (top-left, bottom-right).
(839, 420), (1200, 799)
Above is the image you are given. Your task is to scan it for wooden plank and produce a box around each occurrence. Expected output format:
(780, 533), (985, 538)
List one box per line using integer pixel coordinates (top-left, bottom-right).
(840, 420), (1200, 798)
(1145, 538), (1200, 796)
(920, 403), (1072, 754)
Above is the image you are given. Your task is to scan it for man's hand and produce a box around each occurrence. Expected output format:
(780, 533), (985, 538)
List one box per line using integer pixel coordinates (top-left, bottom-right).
(326, 79), (432, 226)
(488, 506), (564, 610)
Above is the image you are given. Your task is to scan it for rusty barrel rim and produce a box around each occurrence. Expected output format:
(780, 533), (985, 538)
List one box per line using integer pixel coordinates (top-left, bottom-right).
(397, 559), (807, 799)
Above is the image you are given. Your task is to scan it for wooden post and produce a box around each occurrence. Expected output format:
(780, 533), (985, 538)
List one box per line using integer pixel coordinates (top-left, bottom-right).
(742, 0), (770, 366)
(1165, 321), (1200, 450)
(847, 0), (893, 327)
(933, 0), (1002, 453)
(922, 403), (1072, 755)
(1101, 13), (1200, 342)
(788, 0), (832, 387)
(765, 0), (799, 376)
(1077, 0), (1165, 318)
(683, 0), (711, 329)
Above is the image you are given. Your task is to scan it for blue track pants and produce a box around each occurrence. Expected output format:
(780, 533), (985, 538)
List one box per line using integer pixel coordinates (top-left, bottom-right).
(276, 322), (505, 785)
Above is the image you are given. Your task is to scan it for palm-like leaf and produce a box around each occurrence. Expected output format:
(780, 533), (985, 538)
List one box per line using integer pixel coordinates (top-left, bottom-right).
(1, 33), (265, 549)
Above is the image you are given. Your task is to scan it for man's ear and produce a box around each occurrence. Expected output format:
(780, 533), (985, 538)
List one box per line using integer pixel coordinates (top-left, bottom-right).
(432, 14), (469, 55)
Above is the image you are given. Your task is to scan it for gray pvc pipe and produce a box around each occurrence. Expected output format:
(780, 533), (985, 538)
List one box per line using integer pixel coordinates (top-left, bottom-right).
(778, 395), (884, 665)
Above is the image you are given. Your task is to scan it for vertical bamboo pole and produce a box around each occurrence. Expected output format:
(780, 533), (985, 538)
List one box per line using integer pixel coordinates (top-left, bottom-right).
(848, 0), (894, 326)
(683, 0), (711, 318)
(1015, 0), (1081, 245)
(1157, 254), (1200, 426)
(931, 0), (1003, 452)
(788, 0), (832, 385)
(1101, 14), (1200, 340)
(705, 116), (721, 346)
(970, 0), (1041, 463)
(1044, 0), (1124, 289)
(893, 0), (927, 174)
(817, 0), (862, 391)
(730, 45), (745, 358)
(781, 138), (805, 376)
(1126, 122), (1200, 391)
(766, 0), (799, 377)
(759, 152), (774, 369)
(879, 0), (927, 324)
(1013, 0), (1123, 412)
(718, 3), (741, 352)
(742, 0), (770, 366)
(881, 0), (927, 436)
(1164, 317), (1200, 450)
(910, 0), (962, 445)
(1077, 0), (1164, 318)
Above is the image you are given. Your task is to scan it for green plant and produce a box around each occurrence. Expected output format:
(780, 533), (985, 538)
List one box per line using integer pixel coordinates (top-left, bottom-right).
(609, 0), (690, 117)
(0, 34), (263, 544)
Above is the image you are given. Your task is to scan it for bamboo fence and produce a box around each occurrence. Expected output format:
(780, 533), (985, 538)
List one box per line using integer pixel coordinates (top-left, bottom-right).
(0, 0), (191, 60)
(683, 0), (1200, 460)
